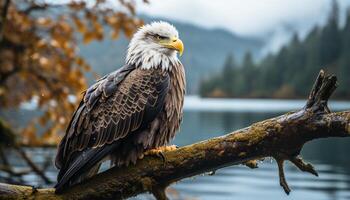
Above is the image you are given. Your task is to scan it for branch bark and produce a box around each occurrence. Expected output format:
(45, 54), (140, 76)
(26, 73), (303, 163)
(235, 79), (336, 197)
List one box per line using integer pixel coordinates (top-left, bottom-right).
(0, 70), (350, 200)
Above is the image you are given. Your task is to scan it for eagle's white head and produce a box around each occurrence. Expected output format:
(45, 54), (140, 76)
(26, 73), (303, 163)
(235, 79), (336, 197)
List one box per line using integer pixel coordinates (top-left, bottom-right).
(126, 21), (184, 71)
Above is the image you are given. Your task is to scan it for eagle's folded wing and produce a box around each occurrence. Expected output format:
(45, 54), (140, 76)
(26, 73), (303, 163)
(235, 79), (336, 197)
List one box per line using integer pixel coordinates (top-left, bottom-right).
(55, 65), (170, 171)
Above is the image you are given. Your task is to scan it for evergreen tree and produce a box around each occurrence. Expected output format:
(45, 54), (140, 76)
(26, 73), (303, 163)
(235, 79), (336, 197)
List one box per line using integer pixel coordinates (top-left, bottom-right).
(285, 33), (309, 95)
(241, 51), (256, 95)
(256, 54), (275, 96)
(337, 9), (350, 97)
(319, 0), (341, 65)
(269, 46), (288, 90)
(221, 54), (236, 96)
(284, 34), (304, 82)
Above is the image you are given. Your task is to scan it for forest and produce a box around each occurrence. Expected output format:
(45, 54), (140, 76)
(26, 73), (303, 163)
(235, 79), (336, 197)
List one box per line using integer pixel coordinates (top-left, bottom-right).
(200, 1), (350, 99)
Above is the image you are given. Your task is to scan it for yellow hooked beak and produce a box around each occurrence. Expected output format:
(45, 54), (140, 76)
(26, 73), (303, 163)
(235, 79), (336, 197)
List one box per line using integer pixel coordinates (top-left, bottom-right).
(161, 37), (184, 56)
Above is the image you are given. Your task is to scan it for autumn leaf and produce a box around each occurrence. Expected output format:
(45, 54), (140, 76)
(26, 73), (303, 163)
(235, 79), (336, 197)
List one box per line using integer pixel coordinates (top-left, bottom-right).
(0, 0), (143, 146)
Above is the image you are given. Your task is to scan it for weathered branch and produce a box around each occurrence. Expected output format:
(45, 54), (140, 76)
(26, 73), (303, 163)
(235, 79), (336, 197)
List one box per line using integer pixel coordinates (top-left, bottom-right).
(0, 70), (350, 200)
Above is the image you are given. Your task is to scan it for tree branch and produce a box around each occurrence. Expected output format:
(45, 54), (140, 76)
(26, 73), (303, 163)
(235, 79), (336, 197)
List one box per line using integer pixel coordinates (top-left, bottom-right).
(0, 70), (350, 200)
(22, 2), (48, 14)
(13, 146), (52, 184)
(0, 0), (10, 42)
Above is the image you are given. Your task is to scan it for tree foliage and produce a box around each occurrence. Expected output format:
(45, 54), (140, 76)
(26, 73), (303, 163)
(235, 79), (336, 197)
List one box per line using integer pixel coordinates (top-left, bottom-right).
(0, 0), (145, 145)
(200, 0), (350, 99)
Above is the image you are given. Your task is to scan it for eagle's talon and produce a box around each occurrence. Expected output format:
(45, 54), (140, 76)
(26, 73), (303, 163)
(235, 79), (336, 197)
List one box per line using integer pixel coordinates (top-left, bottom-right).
(144, 145), (177, 163)
(144, 149), (165, 162)
(163, 145), (177, 151)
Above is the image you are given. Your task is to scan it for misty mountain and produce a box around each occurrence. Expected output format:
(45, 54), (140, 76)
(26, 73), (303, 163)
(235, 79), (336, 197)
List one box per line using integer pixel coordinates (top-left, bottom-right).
(79, 16), (264, 93)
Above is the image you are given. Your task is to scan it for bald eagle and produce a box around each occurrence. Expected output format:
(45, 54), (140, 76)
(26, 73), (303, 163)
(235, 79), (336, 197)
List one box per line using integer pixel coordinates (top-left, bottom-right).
(54, 21), (185, 193)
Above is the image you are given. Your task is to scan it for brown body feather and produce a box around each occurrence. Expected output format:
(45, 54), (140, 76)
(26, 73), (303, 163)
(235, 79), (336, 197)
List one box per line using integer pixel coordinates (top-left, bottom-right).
(55, 62), (185, 192)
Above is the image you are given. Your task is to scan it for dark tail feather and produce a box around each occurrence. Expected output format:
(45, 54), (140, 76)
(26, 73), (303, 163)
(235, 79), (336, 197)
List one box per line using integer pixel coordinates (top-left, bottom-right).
(55, 143), (118, 193)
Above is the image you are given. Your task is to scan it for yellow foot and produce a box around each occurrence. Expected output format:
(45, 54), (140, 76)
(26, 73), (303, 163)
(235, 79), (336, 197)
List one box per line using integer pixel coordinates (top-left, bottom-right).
(145, 145), (177, 155)
(144, 145), (177, 163)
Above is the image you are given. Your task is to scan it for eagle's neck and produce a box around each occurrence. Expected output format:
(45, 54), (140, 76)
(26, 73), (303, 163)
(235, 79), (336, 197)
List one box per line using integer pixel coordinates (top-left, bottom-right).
(126, 43), (179, 71)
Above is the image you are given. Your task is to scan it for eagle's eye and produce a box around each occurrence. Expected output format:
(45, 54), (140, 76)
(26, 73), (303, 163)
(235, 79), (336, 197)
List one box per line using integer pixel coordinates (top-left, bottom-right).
(156, 34), (168, 40)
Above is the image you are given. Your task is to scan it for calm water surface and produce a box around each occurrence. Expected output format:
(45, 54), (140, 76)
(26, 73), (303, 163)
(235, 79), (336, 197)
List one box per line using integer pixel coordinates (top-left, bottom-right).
(168, 111), (350, 200)
(2, 97), (350, 200)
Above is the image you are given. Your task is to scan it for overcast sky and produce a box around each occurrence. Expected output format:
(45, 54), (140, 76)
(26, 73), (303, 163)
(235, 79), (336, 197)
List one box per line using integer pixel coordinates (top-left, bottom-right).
(138, 0), (350, 53)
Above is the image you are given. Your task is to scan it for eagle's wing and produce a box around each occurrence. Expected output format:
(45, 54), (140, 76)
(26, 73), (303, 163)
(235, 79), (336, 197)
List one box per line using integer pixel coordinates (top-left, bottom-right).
(54, 65), (170, 192)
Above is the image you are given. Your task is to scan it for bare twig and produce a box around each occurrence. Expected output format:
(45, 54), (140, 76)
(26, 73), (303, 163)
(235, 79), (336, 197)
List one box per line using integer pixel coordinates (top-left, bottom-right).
(0, 165), (31, 177)
(14, 146), (52, 184)
(0, 147), (9, 166)
(0, 119), (52, 184)
(23, 2), (48, 14)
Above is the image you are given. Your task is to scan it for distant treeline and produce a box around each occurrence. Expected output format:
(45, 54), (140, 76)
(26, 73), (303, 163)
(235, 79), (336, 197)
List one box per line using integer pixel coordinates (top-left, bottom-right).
(200, 1), (350, 99)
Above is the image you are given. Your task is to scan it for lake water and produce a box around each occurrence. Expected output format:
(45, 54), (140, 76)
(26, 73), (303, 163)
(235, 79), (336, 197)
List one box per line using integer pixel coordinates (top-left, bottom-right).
(2, 97), (350, 200)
